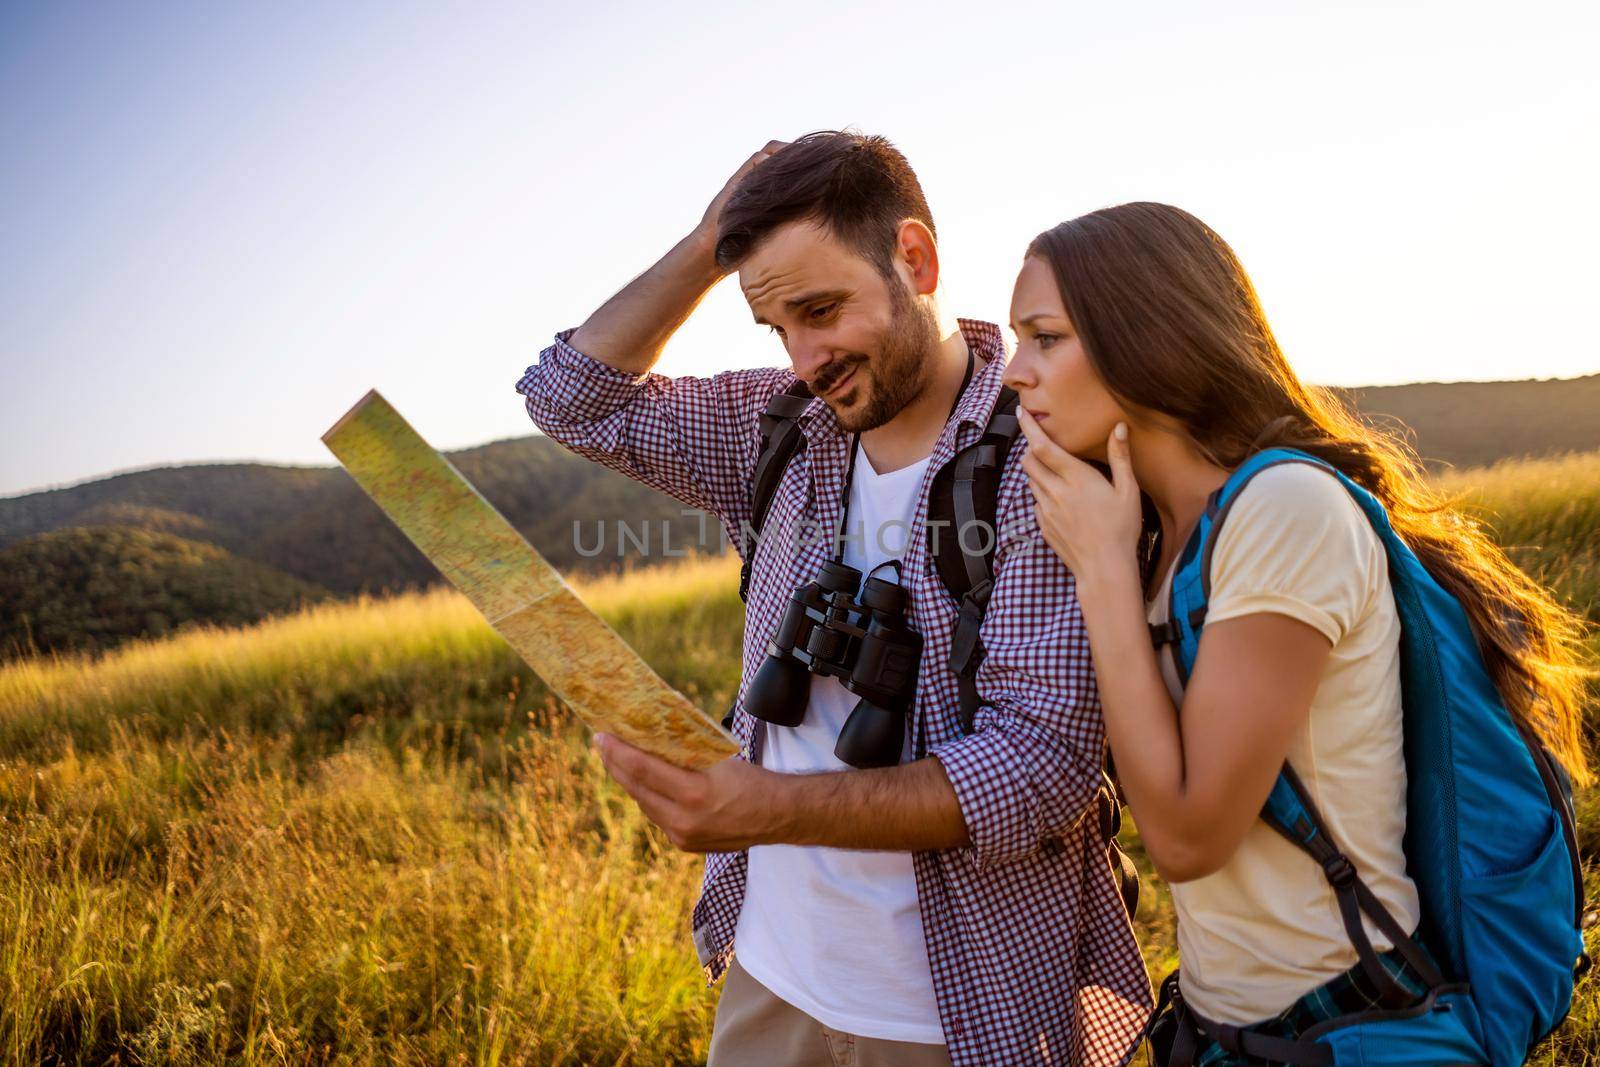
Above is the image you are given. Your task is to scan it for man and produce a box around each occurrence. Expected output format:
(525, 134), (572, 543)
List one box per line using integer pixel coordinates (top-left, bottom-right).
(515, 131), (1150, 1066)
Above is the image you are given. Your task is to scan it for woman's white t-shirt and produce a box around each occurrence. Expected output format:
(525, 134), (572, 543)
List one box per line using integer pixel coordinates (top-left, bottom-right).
(1145, 462), (1423, 1025)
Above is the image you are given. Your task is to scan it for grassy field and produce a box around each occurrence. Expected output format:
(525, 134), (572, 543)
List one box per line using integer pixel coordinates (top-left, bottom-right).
(1, 453), (1597, 1064)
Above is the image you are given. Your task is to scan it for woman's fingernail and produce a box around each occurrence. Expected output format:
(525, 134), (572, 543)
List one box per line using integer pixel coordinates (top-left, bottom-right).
(1114, 423), (1128, 441)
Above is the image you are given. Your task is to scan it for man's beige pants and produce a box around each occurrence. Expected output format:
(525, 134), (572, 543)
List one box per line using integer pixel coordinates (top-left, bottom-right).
(707, 957), (955, 1067)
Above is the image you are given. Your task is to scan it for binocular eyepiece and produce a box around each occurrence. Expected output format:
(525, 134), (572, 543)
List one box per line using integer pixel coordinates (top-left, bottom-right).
(743, 560), (922, 769)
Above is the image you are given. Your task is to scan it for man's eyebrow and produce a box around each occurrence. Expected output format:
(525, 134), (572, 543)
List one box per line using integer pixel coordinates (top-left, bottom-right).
(753, 290), (847, 326)
(784, 289), (847, 311)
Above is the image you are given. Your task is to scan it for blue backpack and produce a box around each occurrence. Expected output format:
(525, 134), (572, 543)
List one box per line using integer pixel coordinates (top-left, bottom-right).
(1152, 448), (1587, 1066)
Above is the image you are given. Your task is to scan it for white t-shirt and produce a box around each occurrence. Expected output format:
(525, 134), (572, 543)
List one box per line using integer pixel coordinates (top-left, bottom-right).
(733, 440), (944, 1044)
(1147, 463), (1423, 1024)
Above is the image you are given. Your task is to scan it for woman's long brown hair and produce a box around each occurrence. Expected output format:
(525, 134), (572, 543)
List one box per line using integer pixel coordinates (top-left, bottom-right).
(1029, 202), (1592, 783)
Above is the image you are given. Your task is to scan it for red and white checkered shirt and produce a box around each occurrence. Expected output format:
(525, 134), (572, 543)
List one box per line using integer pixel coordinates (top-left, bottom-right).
(516, 319), (1152, 1065)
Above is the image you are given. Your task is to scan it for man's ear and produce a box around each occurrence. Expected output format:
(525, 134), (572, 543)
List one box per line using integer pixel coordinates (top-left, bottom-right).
(895, 219), (939, 297)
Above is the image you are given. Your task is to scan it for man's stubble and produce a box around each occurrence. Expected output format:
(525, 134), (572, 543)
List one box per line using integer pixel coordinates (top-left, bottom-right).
(824, 281), (943, 434)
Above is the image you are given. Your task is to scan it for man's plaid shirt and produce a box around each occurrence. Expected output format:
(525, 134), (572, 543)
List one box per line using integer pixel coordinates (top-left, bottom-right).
(516, 319), (1151, 1065)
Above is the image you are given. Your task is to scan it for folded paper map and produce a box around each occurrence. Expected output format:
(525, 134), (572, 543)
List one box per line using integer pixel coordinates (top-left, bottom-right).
(322, 390), (738, 768)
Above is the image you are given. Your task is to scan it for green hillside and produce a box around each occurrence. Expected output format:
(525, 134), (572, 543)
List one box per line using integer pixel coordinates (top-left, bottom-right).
(0, 527), (330, 659)
(1, 374), (1593, 657)
(0, 438), (710, 595)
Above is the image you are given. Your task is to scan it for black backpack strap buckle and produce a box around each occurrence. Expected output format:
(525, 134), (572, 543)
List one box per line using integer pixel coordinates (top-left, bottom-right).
(946, 578), (994, 676)
(1149, 619), (1183, 648)
(737, 557), (755, 605)
(1320, 852), (1358, 889)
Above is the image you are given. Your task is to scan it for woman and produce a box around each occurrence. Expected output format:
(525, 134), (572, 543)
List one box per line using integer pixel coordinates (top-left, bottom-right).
(1001, 202), (1591, 1064)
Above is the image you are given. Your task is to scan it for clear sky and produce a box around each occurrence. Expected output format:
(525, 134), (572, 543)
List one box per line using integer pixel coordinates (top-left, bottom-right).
(2, 0), (1597, 497)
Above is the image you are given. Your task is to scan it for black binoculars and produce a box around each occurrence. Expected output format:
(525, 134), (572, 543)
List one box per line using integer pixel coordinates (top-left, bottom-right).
(743, 559), (923, 769)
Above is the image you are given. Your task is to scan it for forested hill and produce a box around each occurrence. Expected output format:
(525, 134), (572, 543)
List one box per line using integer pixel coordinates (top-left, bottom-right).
(0, 436), (710, 599)
(1, 373), (1594, 658)
(4, 374), (1594, 582)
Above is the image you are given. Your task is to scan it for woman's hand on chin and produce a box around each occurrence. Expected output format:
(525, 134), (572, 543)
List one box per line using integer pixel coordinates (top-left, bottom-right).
(1017, 412), (1144, 605)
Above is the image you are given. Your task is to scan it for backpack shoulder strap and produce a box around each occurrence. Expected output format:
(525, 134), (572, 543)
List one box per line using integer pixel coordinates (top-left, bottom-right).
(1261, 766), (1445, 1003)
(1153, 448), (1332, 684)
(738, 379), (813, 604)
(926, 386), (1140, 918)
(1152, 447), (1444, 1004)
(925, 386), (1021, 732)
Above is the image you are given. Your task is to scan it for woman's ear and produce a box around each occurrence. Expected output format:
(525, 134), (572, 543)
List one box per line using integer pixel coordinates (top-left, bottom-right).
(896, 219), (939, 296)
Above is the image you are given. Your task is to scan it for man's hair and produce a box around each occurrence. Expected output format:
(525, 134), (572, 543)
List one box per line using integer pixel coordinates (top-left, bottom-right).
(714, 130), (936, 277)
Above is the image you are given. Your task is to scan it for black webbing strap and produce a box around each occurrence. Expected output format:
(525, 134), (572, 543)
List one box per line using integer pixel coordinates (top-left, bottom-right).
(1262, 765), (1446, 1006)
(738, 381), (813, 604)
(1099, 765), (1141, 920)
(950, 443), (993, 591)
(1150, 971), (1336, 1066)
(947, 580), (992, 733)
(1206, 1019), (1335, 1065)
(1168, 1017), (1201, 1065)
(941, 389), (1020, 732)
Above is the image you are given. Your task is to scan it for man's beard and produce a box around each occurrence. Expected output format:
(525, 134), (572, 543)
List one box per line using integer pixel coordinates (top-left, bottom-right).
(817, 283), (942, 433)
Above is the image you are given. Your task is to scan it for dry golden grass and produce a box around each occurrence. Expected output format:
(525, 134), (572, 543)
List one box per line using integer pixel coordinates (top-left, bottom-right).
(0, 555), (742, 1064)
(1437, 451), (1600, 628)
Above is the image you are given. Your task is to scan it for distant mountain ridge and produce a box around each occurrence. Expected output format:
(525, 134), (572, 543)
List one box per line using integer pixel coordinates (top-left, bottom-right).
(1, 373), (1595, 659)
(0, 436), (710, 598)
(1337, 374), (1600, 471)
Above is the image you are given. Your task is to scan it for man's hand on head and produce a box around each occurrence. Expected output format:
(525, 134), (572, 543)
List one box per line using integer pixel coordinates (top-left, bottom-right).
(693, 140), (789, 257)
(561, 139), (789, 373)
(592, 732), (788, 853)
